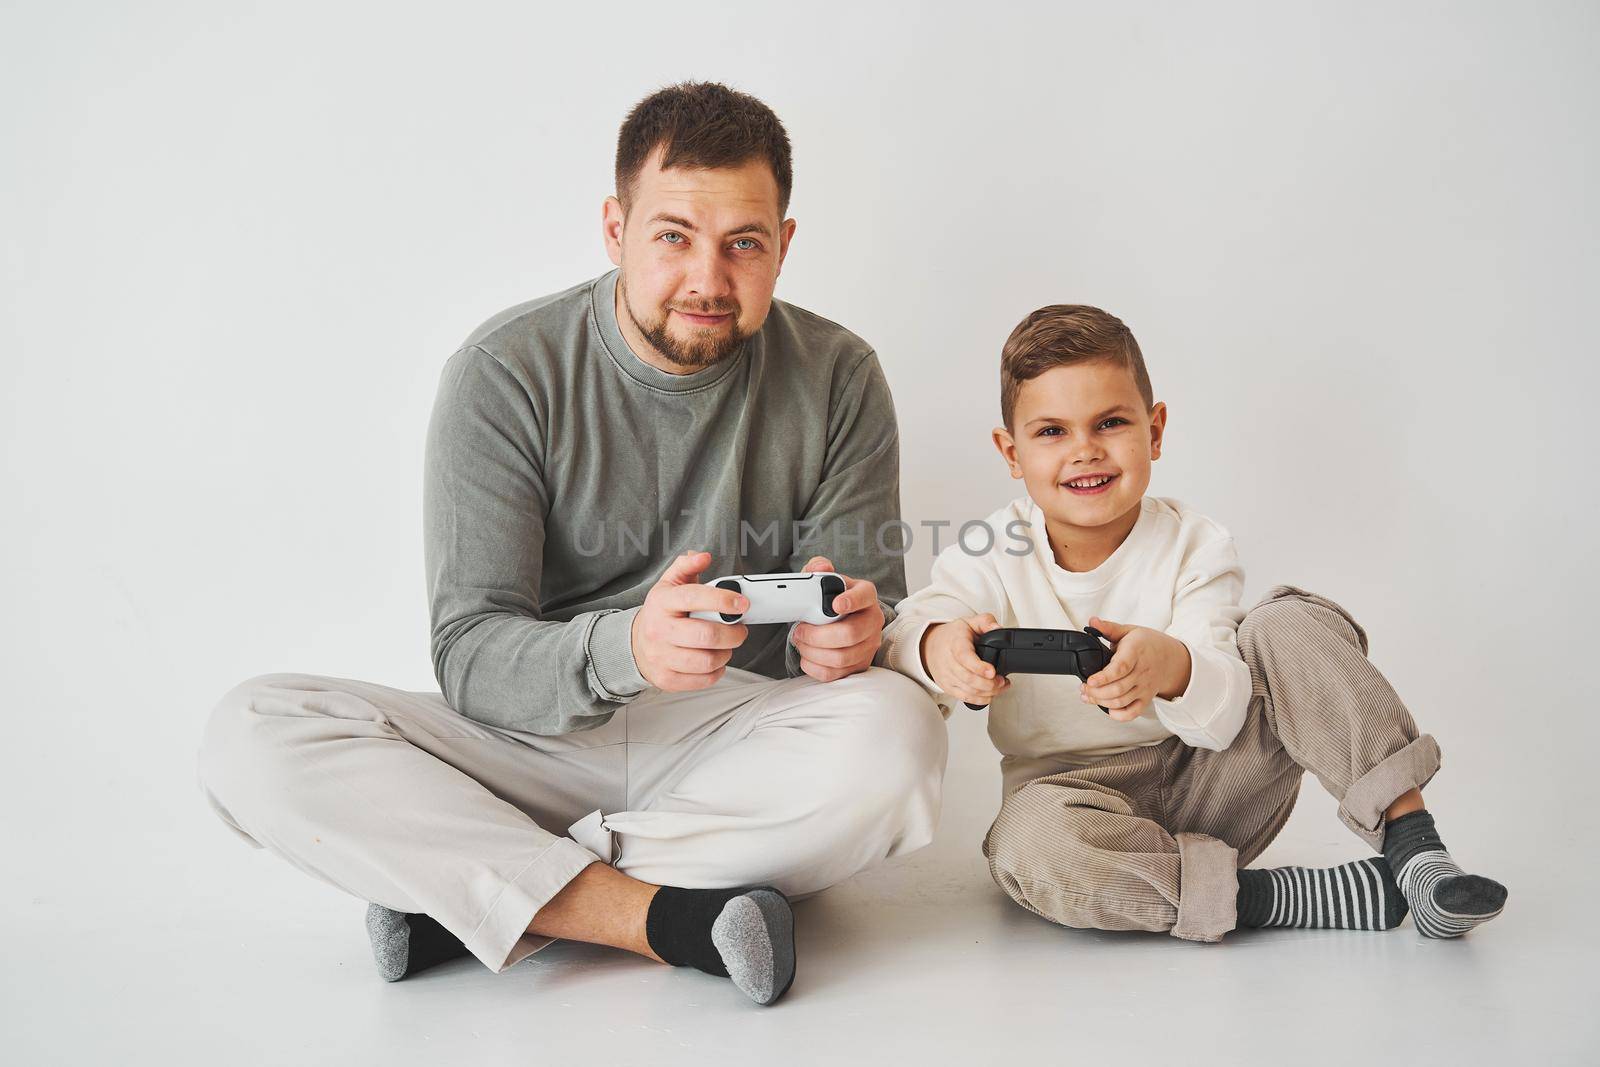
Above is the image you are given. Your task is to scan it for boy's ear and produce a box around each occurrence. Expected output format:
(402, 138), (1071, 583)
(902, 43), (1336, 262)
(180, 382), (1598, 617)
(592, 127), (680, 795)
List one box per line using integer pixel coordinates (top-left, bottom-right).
(1148, 402), (1168, 460)
(992, 427), (1023, 479)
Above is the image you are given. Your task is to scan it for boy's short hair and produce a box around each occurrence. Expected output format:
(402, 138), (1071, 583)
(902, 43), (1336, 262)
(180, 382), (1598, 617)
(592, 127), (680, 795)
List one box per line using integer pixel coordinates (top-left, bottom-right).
(615, 81), (794, 217)
(999, 305), (1154, 429)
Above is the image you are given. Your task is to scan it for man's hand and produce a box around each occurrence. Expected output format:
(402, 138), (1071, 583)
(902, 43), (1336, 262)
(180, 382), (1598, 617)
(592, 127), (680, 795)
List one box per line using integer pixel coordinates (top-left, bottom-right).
(1079, 616), (1193, 722)
(789, 556), (885, 682)
(921, 613), (1009, 707)
(630, 551), (750, 692)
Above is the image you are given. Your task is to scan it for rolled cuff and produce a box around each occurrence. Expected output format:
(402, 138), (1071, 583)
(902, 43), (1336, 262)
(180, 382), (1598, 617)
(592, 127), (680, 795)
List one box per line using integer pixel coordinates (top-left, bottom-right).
(1338, 734), (1443, 851)
(584, 607), (649, 703)
(1171, 831), (1240, 943)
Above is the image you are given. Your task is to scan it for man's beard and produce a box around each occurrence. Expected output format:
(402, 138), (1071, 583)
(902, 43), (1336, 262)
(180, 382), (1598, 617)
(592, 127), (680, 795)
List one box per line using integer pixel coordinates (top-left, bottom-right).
(621, 279), (748, 370)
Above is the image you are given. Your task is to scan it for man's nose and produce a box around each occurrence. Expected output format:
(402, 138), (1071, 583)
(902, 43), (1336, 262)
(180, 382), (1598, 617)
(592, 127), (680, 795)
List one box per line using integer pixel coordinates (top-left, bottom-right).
(683, 245), (734, 305)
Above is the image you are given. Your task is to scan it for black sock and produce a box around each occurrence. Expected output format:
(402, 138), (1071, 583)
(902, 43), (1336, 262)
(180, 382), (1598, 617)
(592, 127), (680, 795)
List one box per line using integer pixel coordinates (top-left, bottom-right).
(644, 884), (797, 1005)
(644, 886), (744, 976)
(1236, 857), (1407, 930)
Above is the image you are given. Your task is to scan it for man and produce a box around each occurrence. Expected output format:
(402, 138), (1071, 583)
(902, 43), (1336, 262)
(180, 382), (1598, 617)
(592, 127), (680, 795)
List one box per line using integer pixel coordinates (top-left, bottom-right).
(197, 82), (946, 1007)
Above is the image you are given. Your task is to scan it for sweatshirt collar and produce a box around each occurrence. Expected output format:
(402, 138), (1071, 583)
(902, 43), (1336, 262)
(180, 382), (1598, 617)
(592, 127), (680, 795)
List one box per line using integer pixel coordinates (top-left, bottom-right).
(1026, 495), (1156, 592)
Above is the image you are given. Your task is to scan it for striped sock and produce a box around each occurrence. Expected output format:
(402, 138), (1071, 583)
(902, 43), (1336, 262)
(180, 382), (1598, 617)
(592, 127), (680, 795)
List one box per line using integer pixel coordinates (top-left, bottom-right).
(1236, 857), (1408, 930)
(1382, 810), (1507, 938)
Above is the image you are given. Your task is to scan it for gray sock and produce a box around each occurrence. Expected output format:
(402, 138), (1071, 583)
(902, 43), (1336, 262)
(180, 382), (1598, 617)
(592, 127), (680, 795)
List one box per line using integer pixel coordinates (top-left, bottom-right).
(365, 903), (471, 982)
(710, 889), (795, 1006)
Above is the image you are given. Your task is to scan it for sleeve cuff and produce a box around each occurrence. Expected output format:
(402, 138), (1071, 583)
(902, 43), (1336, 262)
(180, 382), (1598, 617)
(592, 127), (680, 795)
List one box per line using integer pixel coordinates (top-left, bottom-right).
(584, 607), (649, 703)
(784, 621), (805, 678)
(880, 618), (943, 697)
(1152, 640), (1248, 751)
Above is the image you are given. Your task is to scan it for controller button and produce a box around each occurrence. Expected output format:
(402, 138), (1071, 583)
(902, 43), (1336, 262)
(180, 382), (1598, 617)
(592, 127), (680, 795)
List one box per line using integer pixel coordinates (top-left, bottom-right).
(716, 579), (743, 624)
(820, 574), (846, 617)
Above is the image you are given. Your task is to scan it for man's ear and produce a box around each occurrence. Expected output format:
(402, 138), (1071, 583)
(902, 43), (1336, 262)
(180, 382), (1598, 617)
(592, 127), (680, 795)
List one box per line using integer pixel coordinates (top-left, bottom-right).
(776, 217), (798, 274)
(992, 427), (1023, 479)
(1148, 401), (1168, 460)
(602, 196), (626, 267)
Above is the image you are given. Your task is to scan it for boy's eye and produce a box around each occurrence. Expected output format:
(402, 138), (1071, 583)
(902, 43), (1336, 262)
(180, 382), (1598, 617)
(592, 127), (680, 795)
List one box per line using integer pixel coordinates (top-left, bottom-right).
(1036, 418), (1126, 438)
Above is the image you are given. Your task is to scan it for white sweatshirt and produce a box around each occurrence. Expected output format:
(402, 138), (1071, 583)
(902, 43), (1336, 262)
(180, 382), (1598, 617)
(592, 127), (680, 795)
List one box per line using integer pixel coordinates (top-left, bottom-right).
(878, 495), (1251, 793)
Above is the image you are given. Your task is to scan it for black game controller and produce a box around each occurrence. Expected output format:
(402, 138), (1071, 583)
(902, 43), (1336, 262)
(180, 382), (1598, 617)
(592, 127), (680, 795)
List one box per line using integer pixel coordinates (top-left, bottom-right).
(961, 626), (1116, 712)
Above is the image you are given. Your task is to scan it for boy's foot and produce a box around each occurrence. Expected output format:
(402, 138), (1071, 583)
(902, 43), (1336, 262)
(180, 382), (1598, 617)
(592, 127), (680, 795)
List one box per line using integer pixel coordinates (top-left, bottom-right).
(1236, 856), (1408, 930)
(1382, 810), (1508, 938)
(365, 904), (472, 981)
(646, 885), (796, 1006)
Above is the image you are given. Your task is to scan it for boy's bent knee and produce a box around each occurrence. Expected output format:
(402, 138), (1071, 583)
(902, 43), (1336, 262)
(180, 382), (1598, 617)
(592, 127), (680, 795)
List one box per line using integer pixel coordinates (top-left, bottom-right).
(1239, 590), (1367, 666)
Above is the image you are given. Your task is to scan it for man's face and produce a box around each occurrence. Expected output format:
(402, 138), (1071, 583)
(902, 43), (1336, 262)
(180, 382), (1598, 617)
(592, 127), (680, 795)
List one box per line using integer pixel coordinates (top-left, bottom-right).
(603, 146), (796, 370)
(993, 360), (1167, 539)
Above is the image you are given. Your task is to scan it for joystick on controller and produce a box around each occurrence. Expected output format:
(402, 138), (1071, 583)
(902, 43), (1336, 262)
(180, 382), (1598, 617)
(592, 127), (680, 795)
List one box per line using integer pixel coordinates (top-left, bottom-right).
(960, 626), (1115, 712)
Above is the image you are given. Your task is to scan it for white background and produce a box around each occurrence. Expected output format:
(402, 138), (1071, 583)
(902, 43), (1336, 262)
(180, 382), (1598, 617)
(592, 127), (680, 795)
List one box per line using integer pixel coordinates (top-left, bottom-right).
(3, 1), (1597, 1062)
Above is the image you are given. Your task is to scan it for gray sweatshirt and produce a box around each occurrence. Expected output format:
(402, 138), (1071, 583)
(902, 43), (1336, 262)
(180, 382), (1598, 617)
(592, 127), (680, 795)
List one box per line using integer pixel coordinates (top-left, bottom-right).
(423, 268), (907, 735)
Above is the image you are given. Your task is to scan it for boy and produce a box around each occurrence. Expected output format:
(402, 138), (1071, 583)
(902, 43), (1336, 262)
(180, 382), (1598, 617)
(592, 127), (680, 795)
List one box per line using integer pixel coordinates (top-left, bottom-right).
(877, 305), (1506, 941)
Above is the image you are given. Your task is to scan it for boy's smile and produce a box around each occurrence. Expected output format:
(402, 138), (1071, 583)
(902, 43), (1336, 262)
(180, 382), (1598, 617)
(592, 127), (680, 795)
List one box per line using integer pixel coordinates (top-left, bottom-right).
(993, 360), (1167, 571)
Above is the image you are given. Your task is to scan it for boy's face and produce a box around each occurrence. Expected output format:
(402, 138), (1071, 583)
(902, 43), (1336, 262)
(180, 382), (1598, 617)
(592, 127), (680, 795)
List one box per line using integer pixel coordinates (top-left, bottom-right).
(992, 360), (1167, 540)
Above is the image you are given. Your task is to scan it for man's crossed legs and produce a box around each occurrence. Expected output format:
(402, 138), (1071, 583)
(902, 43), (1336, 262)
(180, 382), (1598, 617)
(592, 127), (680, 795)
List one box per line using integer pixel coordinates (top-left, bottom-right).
(197, 665), (946, 1004)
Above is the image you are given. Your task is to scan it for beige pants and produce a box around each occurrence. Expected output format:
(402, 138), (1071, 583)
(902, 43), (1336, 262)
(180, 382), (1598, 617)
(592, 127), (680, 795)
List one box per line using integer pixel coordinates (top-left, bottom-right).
(197, 665), (946, 972)
(983, 585), (1442, 942)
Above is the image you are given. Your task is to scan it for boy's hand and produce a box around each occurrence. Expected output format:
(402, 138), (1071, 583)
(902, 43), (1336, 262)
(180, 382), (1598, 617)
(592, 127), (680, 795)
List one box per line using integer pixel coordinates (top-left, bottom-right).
(921, 614), (1010, 707)
(789, 556), (884, 682)
(1080, 617), (1193, 722)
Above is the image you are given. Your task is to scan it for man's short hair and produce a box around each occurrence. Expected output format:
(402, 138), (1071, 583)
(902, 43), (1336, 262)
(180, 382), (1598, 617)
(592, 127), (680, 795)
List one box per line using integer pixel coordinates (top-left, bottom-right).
(614, 81), (794, 217)
(999, 305), (1155, 429)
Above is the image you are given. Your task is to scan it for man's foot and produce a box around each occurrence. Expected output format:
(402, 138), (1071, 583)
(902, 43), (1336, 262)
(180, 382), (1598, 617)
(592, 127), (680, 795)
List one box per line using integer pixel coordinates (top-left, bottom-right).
(1383, 810), (1508, 938)
(365, 904), (472, 981)
(645, 885), (796, 1005)
(1236, 856), (1408, 930)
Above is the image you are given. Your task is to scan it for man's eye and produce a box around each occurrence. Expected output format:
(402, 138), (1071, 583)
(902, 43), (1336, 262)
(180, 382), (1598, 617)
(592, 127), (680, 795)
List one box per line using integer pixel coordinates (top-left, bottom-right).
(660, 232), (685, 245)
(732, 238), (758, 251)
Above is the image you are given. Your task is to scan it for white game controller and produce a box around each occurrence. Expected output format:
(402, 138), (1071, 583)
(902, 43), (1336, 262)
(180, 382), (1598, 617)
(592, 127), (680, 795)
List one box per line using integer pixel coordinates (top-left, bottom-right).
(689, 572), (849, 626)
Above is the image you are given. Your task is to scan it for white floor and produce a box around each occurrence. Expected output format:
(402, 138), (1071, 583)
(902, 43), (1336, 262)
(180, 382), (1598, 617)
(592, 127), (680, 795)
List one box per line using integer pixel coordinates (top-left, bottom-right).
(9, 708), (1592, 1066)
